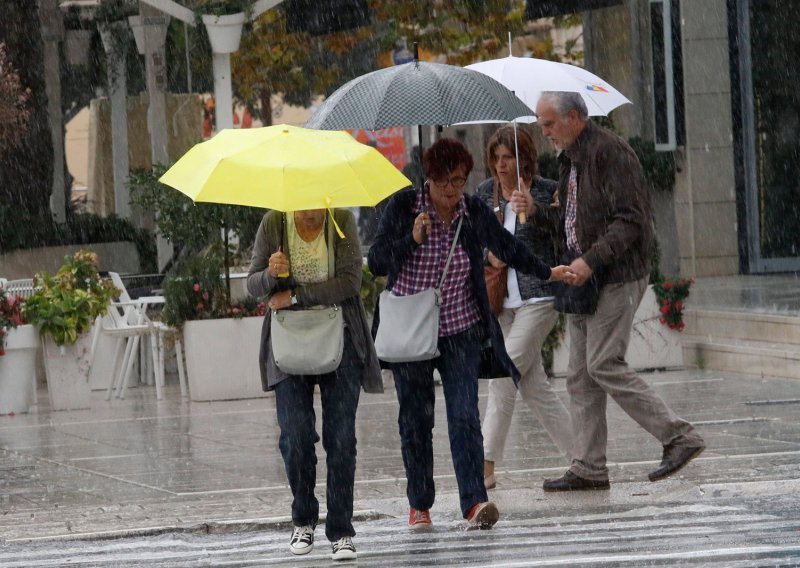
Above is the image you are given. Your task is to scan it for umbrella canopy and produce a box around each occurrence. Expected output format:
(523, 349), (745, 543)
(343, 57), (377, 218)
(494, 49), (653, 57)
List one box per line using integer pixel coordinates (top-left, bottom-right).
(158, 124), (412, 211)
(305, 60), (534, 130)
(465, 56), (631, 117)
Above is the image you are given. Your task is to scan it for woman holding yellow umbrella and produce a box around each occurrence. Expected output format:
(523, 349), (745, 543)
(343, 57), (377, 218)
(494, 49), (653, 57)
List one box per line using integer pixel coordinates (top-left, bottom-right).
(246, 207), (380, 561)
(159, 125), (411, 562)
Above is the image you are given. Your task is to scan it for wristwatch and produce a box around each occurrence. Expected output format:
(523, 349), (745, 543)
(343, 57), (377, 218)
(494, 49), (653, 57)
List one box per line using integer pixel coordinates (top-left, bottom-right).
(290, 292), (298, 306)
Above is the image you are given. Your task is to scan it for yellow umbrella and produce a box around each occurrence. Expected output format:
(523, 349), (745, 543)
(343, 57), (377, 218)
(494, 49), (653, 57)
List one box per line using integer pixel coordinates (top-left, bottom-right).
(159, 124), (411, 212)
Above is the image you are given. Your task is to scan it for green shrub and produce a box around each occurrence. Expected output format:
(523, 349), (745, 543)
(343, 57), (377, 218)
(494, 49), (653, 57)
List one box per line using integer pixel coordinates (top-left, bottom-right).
(0, 206), (157, 273)
(23, 250), (118, 345)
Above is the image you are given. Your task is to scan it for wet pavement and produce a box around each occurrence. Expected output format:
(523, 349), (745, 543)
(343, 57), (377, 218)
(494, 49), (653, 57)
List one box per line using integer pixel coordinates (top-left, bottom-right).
(1, 367), (799, 566)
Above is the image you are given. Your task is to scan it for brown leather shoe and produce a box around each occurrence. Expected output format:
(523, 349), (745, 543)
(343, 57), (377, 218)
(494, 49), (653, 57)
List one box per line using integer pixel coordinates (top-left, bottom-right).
(542, 470), (610, 492)
(649, 444), (705, 481)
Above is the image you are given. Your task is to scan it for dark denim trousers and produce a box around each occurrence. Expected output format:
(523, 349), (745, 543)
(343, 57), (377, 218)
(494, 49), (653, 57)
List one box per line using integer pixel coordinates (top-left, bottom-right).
(391, 326), (487, 518)
(274, 339), (362, 541)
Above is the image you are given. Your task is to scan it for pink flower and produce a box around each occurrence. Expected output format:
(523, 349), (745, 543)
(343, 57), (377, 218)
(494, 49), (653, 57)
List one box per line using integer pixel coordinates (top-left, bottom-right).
(202, 292), (209, 300)
(193, 283), (201, 292)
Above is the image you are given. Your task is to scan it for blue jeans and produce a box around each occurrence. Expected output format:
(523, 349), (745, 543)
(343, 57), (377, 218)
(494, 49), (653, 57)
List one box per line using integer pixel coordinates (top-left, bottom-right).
(392, 326), (487, 518)
(275, 339), (362, 541)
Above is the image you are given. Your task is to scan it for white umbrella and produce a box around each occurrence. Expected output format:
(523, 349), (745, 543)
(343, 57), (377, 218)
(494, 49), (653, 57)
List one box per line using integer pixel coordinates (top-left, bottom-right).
(465, 55), (631, 117)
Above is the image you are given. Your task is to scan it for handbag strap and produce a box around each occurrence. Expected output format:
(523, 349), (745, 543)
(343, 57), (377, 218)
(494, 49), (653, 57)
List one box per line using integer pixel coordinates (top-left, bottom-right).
(492, 180), (503, 223)
(436, 216), (464, 290)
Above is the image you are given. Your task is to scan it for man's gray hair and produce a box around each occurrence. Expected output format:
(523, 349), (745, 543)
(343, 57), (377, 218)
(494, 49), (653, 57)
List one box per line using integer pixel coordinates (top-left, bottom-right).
(539, 91), (589, 120)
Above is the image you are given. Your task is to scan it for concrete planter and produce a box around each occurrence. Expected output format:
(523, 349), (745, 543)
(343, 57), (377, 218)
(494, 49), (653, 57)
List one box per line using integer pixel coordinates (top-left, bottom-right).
(202, 13), (245, 54)
(42, 333), (92, 411)
(552, 285), (684, 375)
(0, 325), (39, 414)
(183, 316), (268, 401)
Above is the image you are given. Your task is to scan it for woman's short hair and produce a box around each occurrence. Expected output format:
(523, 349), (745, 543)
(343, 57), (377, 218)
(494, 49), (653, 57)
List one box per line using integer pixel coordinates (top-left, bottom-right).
(485, 125), (538, 181)
(422, 138), (474, 181)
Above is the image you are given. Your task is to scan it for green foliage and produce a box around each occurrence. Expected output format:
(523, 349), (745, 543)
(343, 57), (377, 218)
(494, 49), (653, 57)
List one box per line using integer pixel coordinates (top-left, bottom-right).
(360, 263), (385, 317)
(23, 250), (119, 345)
(628, 137), (676, 193)
(652, 277), (693, 332)
(128, 165), (264, 265)
(161, 251), (265, 329)
(0, 206), (157, 273)
(94, 0), (138, 22)
(649, 238), (663, 285)
(195, 0), (253, 17)
(542, 312), (566, 377)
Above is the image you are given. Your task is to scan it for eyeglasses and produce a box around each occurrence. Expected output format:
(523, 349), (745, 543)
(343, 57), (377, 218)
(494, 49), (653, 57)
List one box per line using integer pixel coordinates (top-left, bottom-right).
(430, 176), (468, 189)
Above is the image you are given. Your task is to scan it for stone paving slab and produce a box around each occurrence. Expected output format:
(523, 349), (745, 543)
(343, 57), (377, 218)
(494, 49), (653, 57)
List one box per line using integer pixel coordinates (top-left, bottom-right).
(1, 368), (799, 552)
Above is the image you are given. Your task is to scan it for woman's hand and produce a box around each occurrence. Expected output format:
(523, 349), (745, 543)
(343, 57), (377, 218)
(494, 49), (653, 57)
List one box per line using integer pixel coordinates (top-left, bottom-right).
(548, 265), (574, 282)
(413, 212), (431, 244)
(510, 178), (536, 216)
(268, 250), (290, 278)
(487, 251), (507, 268)
(268, 289), (292, 311)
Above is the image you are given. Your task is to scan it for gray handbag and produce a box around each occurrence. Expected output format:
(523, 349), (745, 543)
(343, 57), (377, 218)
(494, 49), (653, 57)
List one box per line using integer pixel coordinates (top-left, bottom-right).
(270, 214), (345, 375)
(271, 305), (344, 374)
(374, 217), (463, 363)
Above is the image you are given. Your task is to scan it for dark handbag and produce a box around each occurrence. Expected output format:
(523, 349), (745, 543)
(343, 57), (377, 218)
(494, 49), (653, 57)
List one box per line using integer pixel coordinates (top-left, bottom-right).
(478, 338), (509, 379)
(553, 251), (606, 315)
(484, 181), (508, 316)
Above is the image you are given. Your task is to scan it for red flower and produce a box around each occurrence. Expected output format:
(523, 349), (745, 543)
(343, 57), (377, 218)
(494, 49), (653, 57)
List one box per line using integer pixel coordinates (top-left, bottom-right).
(674, 300), (683, 310)
(193, 283), (201, 292)
(664, 282), (672, 290)
(660, 305), (670, 315)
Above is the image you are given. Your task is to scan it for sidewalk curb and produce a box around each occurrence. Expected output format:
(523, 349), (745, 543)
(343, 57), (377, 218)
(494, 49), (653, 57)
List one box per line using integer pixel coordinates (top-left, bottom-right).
(5, 509), (391, 545)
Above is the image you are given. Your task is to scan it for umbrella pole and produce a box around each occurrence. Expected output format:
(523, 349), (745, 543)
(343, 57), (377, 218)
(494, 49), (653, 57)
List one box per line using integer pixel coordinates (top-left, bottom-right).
(223, 214), (231, 304)
(417, 124), (424, 188)
(513, 120), (526, 224)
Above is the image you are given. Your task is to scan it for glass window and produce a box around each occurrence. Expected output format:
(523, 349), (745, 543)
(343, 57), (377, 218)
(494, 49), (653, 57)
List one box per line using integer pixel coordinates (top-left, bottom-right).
(650, 0), (684, 150)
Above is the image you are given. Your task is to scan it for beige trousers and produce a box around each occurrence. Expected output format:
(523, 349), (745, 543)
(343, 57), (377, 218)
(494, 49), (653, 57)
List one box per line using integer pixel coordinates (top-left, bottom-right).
(483, 301), (573, 462)
(566, 277), (704, 481)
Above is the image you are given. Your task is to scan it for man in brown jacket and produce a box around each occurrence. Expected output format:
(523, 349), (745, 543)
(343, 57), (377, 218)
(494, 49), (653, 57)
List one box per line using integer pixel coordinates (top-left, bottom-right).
(534, 91), (705, 491)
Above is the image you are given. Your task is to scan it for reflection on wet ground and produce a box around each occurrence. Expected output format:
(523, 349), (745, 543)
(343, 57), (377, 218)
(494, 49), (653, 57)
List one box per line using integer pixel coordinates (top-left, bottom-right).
(1, 366), (799, 565)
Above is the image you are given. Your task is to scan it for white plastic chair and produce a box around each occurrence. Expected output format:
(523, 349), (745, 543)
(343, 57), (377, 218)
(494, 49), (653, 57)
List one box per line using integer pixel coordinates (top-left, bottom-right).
(97, 274), (187, 400)
(2, 278), (35, 299)
(102, 299), (158, 400)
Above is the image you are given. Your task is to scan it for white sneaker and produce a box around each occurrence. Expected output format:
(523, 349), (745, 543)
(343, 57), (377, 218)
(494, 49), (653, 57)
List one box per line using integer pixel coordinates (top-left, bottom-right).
(289, 525), (314, 555)
(331, 536), (357, 561)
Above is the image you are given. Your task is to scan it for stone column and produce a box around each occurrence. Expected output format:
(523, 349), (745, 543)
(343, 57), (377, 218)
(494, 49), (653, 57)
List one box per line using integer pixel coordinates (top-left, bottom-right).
(99, 21), (131, 219)
(140, 4), (170, 165)
(39, 0), (66, 223)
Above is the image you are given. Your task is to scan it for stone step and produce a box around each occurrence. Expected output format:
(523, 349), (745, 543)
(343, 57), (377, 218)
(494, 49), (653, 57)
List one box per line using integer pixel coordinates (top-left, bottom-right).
(683, 309), (800, 345)
(682, 335), (800, 380)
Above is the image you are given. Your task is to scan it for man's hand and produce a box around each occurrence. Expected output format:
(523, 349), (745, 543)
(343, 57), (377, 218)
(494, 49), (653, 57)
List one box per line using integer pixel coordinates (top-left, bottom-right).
(565, 256), (593, 286)
(487, 251), (507, 268)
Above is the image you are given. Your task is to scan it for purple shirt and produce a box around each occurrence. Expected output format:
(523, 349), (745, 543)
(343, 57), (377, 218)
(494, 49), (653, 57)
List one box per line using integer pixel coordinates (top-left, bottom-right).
(391, 186), (481, 337)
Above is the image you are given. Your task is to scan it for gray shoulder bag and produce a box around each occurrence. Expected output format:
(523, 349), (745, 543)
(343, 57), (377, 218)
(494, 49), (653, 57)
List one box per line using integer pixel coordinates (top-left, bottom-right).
(374, 216), (464, 363)
(270, 215), (344, 375)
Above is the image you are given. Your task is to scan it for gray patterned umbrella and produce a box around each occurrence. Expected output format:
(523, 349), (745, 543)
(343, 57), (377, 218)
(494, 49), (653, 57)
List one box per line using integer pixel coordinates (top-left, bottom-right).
(305, 60), (534, 130)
